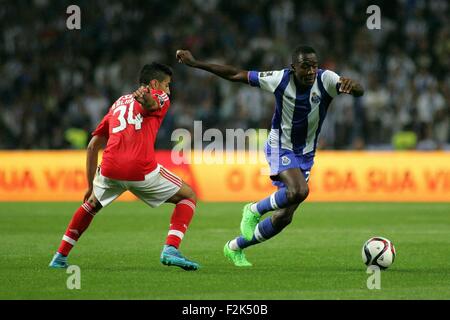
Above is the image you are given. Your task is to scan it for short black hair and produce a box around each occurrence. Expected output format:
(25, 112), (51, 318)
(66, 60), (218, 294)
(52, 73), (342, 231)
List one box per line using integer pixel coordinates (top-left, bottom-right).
(139, 62), (173, 85)
(292, 45), (316, 63)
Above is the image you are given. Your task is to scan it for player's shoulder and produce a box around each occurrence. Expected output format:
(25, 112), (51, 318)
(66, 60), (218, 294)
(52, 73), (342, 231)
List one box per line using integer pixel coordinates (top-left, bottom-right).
(249, 68), (291, 90)
(319, 69), (340, 82)
(254, 68), (289, 76)
(257, 69), (291, 86)
(117, 93), (135, 103)
(110, 94), (135, 110)
(151, 89), (169, 100)
(319, 69), (339, 76)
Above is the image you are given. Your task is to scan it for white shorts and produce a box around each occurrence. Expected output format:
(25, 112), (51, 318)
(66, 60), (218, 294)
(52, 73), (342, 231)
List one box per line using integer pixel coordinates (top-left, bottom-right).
(93, 164), (182, 208)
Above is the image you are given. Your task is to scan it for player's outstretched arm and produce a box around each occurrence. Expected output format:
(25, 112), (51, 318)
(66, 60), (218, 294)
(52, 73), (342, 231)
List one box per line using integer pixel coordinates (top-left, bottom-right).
(84, 135), (107, 202)
(176, 49), (248, 84)
(338, 77), (364, 97)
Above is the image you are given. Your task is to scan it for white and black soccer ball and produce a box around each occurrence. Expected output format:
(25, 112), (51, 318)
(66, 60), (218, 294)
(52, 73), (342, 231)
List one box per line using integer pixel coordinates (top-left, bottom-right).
(362, 236), (396, 269)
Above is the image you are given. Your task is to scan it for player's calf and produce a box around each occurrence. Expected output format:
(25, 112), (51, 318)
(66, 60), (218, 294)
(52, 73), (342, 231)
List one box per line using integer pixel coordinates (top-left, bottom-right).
(164, 182), (197, 249)
(271, 205), (298, 230)
(165, 197), (196, 248)
(50, 199), (101, 265)
(236, 204), (300, 251)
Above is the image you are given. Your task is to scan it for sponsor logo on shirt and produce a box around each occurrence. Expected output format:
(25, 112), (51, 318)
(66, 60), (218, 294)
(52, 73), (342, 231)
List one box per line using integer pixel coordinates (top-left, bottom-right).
(259, 71), (274, 77)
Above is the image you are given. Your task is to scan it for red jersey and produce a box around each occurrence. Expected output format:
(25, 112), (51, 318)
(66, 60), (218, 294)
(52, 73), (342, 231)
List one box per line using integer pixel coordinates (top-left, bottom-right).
(92, 89), (170, 181)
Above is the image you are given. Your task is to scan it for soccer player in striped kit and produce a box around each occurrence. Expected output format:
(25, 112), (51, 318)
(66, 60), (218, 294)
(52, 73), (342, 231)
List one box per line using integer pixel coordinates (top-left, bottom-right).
(177, 46), (364, 266)
(49, 62), (200, 271)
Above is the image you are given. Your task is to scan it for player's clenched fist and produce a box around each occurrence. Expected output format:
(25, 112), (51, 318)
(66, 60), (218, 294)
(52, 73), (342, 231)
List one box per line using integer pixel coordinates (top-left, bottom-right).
(338, 77), (356, 94)
(133, 85), (149, 101)
(176, 50), (196, 66)
(133, 86), (157, 110)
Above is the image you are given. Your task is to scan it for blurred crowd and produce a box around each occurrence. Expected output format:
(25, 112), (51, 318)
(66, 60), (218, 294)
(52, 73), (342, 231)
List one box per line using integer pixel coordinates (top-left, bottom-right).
(0, 0), (449, 150)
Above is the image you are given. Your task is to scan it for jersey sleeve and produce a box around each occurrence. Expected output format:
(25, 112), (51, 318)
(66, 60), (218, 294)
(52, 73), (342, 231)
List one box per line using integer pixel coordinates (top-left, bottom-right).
(321, 70), (341, 98)
(248, 70), (286, 93)
(91, 112), (110, 138)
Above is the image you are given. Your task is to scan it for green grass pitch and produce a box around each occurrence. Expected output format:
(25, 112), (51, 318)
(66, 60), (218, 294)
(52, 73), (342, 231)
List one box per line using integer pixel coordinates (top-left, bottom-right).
(1, 201), (449, 299)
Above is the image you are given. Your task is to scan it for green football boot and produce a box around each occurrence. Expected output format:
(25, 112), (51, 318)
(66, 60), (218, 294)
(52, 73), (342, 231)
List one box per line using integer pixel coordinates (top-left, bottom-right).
(240, 203), (260, 241)
(223, 241), (252, 267)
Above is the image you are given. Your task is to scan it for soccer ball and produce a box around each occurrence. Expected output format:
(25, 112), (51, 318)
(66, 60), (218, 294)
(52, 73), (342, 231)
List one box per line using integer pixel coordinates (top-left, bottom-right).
(362, 236), (396, 269)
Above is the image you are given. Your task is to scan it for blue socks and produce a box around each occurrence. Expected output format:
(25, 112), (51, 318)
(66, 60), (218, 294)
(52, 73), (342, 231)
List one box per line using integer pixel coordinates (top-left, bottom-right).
(255, 187), (289, 215)
(237, 217), (282, 249)
(234, 188), (292, 250)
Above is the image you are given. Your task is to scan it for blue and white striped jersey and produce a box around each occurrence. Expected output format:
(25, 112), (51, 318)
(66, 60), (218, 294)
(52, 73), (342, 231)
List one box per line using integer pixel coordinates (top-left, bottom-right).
(248, 68), (340, 157)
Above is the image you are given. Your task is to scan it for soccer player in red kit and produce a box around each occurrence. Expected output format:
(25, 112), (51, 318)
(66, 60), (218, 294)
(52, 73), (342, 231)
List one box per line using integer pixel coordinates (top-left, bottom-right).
(49, 62), (200, 271)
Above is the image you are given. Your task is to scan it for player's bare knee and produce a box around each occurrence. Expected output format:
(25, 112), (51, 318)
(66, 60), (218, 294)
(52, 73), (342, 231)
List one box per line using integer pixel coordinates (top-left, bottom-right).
(87, 196), (102, 212)
(286, 185), (309, 204)
(299, 186), (309, 202)
(183, 186), (197, 202)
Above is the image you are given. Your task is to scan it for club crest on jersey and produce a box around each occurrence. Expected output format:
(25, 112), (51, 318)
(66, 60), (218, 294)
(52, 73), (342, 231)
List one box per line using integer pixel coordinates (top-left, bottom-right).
(259, 71), (273, 78)
(311, 92), (321, 104)
(281, 156), (291, 166)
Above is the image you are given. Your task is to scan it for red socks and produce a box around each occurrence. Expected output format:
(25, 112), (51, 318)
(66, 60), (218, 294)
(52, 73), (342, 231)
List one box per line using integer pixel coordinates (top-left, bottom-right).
(165, 198), (196, 249)
(57, 199), (194, 256)
(57, 202), (97, 256)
